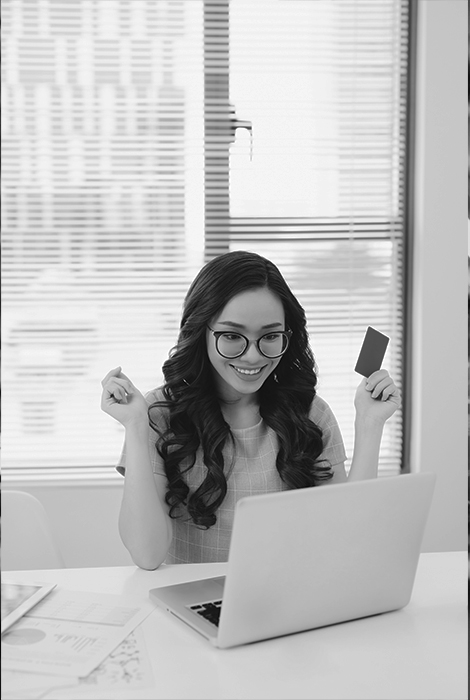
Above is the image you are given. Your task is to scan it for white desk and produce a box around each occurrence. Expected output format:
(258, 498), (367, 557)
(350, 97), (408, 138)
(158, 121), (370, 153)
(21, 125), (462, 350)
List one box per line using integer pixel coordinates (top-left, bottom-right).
(2, 552), (467, 700)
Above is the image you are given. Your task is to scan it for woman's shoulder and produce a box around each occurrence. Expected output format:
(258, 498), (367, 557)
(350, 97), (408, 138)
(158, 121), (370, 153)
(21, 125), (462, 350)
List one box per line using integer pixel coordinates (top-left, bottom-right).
(309, 393), (338, 426)
(309, 393), (347, 465)
(145, 386), (169, 431)
(144, 386), (166, 405)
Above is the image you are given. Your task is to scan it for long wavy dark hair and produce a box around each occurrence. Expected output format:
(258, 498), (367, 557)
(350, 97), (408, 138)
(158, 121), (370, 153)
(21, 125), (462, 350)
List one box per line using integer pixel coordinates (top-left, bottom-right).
(149, 250), (333, 528)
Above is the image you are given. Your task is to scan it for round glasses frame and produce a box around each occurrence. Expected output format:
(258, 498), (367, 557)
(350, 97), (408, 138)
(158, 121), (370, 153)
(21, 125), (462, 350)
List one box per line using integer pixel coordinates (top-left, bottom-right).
(208, 327), (293, 360)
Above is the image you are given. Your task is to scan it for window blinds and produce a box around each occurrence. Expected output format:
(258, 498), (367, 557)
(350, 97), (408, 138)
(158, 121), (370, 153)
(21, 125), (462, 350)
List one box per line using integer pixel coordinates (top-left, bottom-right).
(2, 0), (410, 478)
(204, 0), (409, 477)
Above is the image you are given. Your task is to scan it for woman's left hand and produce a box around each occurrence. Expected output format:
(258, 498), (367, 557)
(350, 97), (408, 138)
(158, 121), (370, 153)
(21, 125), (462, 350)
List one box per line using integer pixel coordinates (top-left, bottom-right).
(354, 369), (401, 425)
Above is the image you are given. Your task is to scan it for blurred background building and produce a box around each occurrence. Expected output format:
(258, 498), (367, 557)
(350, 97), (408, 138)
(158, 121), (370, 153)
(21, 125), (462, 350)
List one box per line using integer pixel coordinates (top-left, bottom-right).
(3, 0), (407, 477)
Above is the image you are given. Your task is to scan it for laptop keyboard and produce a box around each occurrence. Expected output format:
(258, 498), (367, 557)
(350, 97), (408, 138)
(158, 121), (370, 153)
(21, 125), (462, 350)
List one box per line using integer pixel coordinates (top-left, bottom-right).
(189, 599), (222, 627)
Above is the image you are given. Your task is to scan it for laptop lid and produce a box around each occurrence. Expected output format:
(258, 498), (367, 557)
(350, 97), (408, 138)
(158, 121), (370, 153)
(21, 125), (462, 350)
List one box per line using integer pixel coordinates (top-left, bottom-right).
(216, 472), (436, 648)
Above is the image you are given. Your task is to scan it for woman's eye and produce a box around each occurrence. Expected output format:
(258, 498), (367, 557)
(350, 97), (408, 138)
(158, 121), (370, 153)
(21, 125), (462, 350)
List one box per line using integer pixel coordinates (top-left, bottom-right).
(223, 334), (243, 342)
(263, 333), (281, 342)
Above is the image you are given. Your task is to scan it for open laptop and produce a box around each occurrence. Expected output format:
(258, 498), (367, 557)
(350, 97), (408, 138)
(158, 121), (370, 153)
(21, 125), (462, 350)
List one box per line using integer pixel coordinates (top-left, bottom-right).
(149, 472), (436, 648)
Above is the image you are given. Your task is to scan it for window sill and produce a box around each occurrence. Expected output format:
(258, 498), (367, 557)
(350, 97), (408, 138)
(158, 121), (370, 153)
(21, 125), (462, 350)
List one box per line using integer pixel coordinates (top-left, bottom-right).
(2, 467), (123, 488)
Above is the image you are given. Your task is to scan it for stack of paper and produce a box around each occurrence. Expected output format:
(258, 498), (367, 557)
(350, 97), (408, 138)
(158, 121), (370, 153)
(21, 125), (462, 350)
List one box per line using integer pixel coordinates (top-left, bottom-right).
(1, 588), (156, 699)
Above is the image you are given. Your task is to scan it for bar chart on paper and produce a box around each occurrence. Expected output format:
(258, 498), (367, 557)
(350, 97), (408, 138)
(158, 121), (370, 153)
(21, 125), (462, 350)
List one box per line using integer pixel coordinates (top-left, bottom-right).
(1, 589), (154, 677)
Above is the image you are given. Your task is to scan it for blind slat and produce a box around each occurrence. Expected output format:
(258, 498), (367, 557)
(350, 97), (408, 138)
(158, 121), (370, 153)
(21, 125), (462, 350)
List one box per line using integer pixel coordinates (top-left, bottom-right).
(2, 0), (409, 474)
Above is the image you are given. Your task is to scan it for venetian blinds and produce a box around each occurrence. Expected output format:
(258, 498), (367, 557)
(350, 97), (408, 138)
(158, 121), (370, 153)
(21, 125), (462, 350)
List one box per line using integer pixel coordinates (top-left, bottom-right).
(2, 0), (410, 478)
(204, 0), (409, 477)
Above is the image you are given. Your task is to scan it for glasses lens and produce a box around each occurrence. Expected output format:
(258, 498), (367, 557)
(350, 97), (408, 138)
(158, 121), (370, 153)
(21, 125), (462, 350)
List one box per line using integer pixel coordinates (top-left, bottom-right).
(259, 332), (288, 358)
(217, 333), (247, 358)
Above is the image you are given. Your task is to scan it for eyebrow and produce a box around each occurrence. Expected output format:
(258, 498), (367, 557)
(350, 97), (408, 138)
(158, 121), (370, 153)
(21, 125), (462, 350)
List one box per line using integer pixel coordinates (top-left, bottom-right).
(217, 321), (283, 330)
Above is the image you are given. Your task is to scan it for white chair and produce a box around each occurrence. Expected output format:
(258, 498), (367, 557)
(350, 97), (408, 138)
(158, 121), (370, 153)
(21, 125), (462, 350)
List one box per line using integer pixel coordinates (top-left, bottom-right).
(1, 490), (65, 570)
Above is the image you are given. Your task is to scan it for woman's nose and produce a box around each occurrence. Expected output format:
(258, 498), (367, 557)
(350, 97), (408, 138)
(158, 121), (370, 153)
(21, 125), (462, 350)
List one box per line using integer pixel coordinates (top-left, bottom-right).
(244, 340), (264, 362)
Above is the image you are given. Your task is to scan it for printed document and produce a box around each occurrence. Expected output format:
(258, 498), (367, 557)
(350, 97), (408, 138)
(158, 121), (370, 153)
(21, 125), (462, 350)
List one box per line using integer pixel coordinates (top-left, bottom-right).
(2, 626), (154, 699)
(1, 588), (154, 678)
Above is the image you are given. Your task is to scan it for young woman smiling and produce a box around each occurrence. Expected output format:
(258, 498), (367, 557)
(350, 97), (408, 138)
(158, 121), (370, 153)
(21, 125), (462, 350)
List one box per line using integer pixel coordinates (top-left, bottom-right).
(101, 251), (401, 569)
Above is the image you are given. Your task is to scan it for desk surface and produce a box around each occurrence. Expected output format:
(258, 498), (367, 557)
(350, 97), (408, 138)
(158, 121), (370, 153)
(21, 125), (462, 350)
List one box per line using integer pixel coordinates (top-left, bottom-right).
(2, 551), (467, 700)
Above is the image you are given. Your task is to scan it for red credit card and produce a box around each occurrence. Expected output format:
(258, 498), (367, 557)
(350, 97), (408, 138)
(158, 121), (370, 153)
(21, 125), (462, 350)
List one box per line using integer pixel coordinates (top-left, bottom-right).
(354, 327), (390, 377)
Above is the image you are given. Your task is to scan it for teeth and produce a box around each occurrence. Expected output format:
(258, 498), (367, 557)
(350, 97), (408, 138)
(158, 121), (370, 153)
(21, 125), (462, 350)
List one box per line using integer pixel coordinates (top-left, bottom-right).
(233, 366), (263, 376)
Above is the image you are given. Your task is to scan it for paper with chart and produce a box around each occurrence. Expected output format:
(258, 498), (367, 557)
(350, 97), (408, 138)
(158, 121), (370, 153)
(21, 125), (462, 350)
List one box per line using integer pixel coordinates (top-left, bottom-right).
(2, 626), (154, 699)
(1, 588), (155, 678)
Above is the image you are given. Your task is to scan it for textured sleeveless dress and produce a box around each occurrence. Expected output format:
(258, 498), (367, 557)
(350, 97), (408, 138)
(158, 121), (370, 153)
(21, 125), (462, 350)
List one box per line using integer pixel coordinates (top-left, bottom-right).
(116, 388), (347, 564)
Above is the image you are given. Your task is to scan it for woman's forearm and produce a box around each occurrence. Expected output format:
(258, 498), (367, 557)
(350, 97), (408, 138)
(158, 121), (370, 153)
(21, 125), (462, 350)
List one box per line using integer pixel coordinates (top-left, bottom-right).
(118, 424), (173, 570)
(347, 417), (384, 481)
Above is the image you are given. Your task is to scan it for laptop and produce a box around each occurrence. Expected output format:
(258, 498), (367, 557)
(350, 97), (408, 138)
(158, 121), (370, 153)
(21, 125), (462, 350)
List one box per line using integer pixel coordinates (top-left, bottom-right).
(149, 472), (436, 648)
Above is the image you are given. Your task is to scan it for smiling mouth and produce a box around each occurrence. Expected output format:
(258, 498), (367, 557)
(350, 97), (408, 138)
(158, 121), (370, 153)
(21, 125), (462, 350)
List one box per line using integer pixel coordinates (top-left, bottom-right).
(230, 365), (266, 376)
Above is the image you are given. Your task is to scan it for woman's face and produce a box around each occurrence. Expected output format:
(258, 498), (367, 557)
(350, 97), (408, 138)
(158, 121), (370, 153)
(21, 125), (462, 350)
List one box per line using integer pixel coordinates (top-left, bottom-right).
(206, 287), (286, 402)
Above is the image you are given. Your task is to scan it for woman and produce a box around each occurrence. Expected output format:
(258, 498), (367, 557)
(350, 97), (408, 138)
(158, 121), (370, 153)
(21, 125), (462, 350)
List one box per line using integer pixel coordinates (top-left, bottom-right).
(101, 251), (400, 569)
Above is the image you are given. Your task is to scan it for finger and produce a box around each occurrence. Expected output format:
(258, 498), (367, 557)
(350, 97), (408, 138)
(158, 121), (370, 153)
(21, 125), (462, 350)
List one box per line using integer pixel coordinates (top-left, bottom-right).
(365, 370), (390, 391)
(369, 377), (393, 399)
(383, 386), (401, 405)
(101, 391), (120, 411)
(107, 372), (138, 393)
(116, 386), (128, 403)
(101, 366), (122, 387)
(115, 370), (133, 383)
(381, 381), (397, 399)
(366, 369), (389, 385)
(361, 377), (374, 393)
(101, 384), (129, 407)
(105, 384), (127, 403)
(104, 377), (135, 395)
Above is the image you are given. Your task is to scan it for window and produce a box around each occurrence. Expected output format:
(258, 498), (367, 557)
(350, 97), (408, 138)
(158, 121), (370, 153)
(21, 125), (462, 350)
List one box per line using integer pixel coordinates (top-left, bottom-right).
(2, 0), (411, 479)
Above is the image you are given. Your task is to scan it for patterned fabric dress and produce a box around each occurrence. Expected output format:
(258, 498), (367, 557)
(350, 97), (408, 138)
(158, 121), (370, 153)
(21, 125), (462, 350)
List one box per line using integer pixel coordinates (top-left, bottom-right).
(116, 388), (347, 564)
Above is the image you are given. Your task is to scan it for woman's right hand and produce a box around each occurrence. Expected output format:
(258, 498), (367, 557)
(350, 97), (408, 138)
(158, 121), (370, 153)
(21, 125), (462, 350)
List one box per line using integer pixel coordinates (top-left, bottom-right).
(100, 367), (148, 429)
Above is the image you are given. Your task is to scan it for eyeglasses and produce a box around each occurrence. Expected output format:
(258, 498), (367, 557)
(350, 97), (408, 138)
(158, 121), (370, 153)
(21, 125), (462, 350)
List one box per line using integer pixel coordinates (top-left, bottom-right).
(208, 327), (292, 359)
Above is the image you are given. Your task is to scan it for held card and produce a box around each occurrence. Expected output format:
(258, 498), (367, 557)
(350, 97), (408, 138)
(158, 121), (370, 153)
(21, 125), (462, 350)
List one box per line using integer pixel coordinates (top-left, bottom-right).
(354, 327), (389, 377)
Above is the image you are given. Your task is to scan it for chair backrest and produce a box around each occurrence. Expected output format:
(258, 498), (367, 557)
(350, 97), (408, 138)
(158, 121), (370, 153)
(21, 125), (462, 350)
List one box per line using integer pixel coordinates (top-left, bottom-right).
(1, 490), (65, 570)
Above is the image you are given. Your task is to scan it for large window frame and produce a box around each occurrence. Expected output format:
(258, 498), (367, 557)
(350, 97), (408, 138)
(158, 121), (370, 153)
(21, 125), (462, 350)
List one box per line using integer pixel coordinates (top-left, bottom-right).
(2, 0), (414, 485)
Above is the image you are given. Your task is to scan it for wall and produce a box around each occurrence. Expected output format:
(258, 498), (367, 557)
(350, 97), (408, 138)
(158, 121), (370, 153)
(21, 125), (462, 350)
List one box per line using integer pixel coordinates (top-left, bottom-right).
(409, 0), (467, 551)
(2, 0), (467, 567)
